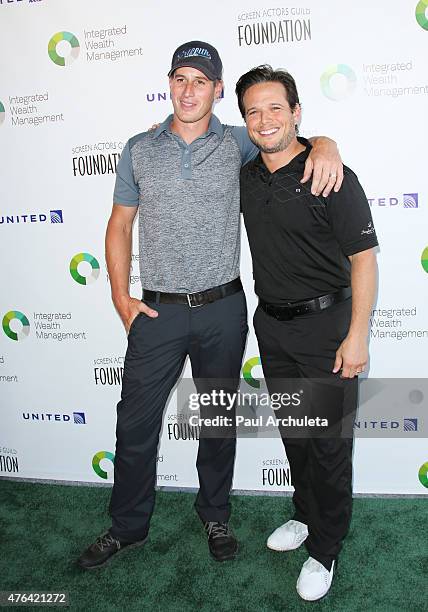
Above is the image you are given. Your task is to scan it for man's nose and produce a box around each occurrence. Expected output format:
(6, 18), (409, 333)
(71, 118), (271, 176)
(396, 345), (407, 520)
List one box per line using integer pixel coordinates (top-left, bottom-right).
(183, 82), (195, 97)
(259, 110), (272, 125)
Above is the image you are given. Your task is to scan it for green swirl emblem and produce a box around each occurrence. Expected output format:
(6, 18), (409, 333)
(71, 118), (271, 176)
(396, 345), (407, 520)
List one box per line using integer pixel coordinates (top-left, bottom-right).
(92, 451), (115, 479)
(48, 31), (80, 66)
(70, 253), (100, 285)
(2, 311), (30, 341)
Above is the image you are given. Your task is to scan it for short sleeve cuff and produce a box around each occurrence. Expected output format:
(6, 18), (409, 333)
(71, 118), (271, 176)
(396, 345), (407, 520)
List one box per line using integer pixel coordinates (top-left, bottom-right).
(113, 199), (139, 207)
(343, 237), (379, 256)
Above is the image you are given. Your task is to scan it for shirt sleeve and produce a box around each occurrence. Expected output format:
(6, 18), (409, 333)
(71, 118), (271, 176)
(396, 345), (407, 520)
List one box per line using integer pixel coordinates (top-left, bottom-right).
(326, 167), (379, 256)
(113, 140), (139, 206)
(231, 126), (258, 165)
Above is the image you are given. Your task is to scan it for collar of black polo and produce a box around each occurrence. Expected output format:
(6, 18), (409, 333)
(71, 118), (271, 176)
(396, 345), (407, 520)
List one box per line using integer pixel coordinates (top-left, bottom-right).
(251, 136), (312, 178)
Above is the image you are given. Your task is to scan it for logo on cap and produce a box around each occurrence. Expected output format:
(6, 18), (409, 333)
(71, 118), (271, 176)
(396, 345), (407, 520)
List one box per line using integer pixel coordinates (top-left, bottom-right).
(177, 47), (212, 60)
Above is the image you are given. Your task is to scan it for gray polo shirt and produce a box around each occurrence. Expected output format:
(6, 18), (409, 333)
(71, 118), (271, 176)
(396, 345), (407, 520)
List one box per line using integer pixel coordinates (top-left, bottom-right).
(113, 114), (256, 293)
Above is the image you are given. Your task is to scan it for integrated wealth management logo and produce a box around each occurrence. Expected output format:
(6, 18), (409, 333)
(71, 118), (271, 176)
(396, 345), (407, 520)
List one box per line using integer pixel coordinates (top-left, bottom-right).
(92, 451), (174, 482)
(320, 64), (357, 101)
(0, 101), (5, 125)
(48, 31), (80, 66)
(242, 356), (262, 389)
(2, 311), (30, 341)
(92, 451), (115, 479)
(69, 252), (100, 285)
(48, 26), (142, 65)
(416, 1), (428, 30)
(421, 247), (428, 273)
(418, 461), (428, 488)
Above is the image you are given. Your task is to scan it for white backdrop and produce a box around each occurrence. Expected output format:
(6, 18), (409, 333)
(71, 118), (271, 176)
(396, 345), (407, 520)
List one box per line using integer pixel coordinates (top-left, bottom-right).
(1, 0), (427, 495)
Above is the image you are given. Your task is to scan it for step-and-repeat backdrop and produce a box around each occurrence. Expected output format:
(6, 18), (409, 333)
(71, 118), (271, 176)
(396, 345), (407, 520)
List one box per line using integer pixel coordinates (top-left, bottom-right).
(1, 0), (427, 495)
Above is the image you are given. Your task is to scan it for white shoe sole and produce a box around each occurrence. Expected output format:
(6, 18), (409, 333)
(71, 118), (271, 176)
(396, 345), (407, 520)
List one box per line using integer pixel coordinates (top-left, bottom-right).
(296, 587), (331, 602)
(266, 534), (308, 552)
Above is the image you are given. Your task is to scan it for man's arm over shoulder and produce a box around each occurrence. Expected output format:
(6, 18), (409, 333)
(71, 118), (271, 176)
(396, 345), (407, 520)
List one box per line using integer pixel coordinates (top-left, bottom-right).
(304, 136), (343, 196)
(232, 126), (343, 196)
(231, 125), (258, 165)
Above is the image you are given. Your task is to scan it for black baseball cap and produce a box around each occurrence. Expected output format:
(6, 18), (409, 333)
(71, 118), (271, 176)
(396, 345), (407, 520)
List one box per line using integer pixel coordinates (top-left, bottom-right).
(168, 40), (223, 81)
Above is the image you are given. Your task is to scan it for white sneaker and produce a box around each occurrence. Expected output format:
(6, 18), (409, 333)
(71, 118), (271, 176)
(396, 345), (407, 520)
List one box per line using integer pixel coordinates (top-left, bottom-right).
(266, 519), (309, 551)
(296, 557), (335, 601)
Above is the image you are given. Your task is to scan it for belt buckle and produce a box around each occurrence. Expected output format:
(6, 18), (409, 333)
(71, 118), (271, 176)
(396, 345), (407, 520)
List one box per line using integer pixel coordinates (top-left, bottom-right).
(187, 293), (203, 308)
(266, 304), (293, 321)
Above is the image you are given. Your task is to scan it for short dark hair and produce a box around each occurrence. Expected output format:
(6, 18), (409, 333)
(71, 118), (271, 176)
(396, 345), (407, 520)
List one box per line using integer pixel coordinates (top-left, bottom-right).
(235, 65), (300, 118)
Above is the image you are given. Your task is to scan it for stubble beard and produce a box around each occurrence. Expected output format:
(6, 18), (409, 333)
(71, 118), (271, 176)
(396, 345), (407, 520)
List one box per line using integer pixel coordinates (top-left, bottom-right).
(250, 127), (296, 154)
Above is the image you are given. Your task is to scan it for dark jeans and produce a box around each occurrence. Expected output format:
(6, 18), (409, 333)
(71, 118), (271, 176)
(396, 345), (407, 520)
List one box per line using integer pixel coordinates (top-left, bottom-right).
(109, 290), (248, 542)
(254, 298), (358, 570)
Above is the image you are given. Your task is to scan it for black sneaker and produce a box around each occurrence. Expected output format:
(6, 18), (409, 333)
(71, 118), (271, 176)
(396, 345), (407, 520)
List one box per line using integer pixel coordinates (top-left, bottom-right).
(77, 531), (147, 570)
(204, 522), (238, 562)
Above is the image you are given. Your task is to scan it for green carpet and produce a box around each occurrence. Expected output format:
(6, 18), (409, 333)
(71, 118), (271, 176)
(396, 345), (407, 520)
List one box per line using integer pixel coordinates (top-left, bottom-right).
(0, 480), (426, 611)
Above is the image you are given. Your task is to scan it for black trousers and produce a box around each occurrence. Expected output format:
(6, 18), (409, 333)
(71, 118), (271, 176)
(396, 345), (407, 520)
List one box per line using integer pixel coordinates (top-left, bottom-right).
(109, 290), (248, 542)
(254, 298), (358, 570)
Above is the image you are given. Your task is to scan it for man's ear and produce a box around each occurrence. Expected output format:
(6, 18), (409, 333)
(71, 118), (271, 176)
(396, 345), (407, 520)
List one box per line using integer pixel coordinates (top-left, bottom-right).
(293, 103), (302, 128)
(214, 79), (224, 100)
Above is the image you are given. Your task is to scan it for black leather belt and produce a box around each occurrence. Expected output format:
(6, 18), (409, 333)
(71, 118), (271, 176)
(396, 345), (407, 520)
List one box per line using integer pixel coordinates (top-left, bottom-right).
(260, 287), (352, 321)
(142, 278), (243, 308)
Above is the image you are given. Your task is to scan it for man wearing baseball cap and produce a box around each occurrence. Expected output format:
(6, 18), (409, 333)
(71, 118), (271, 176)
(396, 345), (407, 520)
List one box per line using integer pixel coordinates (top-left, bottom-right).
(77, 40), (343, 570)
(168, 41), (223, 80)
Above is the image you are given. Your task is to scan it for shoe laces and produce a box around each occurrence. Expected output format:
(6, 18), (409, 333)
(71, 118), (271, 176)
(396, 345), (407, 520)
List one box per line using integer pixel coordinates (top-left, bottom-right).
(205, 522), (230, 539)
(95, 532), (120, 552)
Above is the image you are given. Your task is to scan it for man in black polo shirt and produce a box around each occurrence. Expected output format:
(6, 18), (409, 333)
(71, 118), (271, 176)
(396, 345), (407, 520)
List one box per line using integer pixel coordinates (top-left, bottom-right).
(236, 65), (378, 601)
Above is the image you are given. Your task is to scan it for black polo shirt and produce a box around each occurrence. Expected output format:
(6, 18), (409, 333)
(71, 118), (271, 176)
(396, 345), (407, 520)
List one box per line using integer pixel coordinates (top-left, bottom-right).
(240, 142), (378, 304)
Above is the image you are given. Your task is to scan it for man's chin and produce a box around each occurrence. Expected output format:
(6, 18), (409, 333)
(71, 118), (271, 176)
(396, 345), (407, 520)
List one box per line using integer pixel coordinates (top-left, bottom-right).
(258, 143), (283, 154)
(175, 111), (207, 124)
(255, 138), (296, 155)
(249, 135), (281, 154)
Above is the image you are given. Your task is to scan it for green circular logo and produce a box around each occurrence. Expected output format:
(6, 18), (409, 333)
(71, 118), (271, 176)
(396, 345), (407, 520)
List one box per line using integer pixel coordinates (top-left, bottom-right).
(418, 461), (428, 488)
(92, 451), (115, 480)
(2, 311), (30, 341)
(70, 253), (100, 285)
(243, 356), (262, 389)
(421, 247), (428, 273)
(48, 31), (80, 66)
(416, 1), (428, 30)
(0, 101), (5, 126)
(320, 64), (357, 101)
